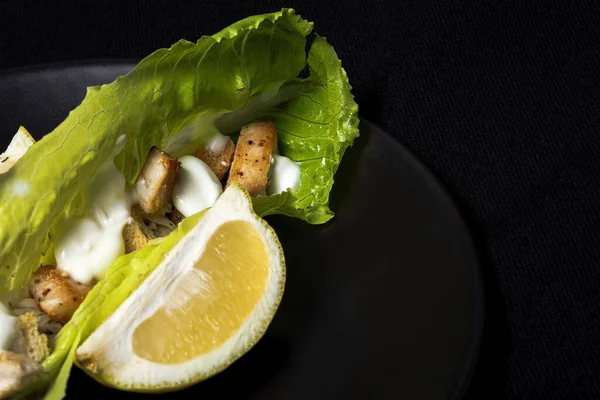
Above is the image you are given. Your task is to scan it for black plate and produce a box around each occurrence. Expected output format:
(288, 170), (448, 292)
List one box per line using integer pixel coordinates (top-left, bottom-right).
(0, 62), (482, 400)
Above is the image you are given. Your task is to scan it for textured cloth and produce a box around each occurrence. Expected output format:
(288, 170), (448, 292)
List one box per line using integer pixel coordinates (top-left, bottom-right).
(2, 1), (600, 399)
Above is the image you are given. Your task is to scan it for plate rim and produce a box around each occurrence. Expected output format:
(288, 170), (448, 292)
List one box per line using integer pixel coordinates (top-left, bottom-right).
(359, 119), (484, 400)
(0, 60), (484, 400)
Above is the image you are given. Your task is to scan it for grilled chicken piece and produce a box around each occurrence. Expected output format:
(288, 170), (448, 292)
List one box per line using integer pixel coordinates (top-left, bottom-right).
(10, 312), (49, 364)
(29, 266), (91, 324)
(136, 147), (180, 214)
(0, 351), (44, 399)
(193, 136), (235, 180)
(226, 122), (277, 197)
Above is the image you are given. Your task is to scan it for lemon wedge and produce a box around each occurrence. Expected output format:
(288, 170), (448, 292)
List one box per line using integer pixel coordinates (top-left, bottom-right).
(75, 183), (285, 392)
(0, 126), (35, 174)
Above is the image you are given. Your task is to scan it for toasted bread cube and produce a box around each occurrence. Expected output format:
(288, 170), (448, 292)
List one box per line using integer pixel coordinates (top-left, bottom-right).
(136, 147), (180, 214)
(10, 312), (49, 364)
(226, 122), (276, 197)
(123, 208), (156, 254)
(123, 219), (150, 254)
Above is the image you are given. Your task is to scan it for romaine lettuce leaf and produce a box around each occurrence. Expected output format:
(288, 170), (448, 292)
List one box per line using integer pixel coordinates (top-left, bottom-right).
(38, 210), (205, 399)
(0, 8), (357, 295)
(253, 35), (359, 222)
(0, 7), (358, 397)
(0, 8), (316, 293)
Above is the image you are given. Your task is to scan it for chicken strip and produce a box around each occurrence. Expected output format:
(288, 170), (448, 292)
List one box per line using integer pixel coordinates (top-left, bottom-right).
(136, 147), (180, 214)
(29, 266), (91, 324)
(10, 312), (49, 364)
(226, 122), (277, 197)
(0, 351), (43, 399)
(193, 136), (235, 180)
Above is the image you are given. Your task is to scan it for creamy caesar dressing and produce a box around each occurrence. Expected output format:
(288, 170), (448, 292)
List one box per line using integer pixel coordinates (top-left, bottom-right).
(41, 129), (297, 285)
(54, 161), (131, 285)
(172, 156), (223, 218)
(206, 132), (229, 153)
(267, 154), (301, 195)
(114, 134), (128, 156)
(10, 180), (31, 197)
(0, 303), (18, 351)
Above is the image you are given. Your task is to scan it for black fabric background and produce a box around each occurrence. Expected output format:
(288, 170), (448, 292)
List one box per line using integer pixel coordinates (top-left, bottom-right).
(2, 0), (600, 399)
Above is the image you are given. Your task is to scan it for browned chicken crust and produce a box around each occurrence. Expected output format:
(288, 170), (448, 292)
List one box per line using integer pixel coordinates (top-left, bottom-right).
(29, 266), (91, 324)
(193, 136), (235, 180)
(136, 147), (180, 214)
(226, 122), (277, 197)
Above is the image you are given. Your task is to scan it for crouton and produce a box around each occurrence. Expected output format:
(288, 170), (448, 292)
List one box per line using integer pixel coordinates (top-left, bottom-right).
(123, 208), (155, 253)
(226, 122), (276, 197)
(123, 219), (150, 254)
(10, 312), (49, 364)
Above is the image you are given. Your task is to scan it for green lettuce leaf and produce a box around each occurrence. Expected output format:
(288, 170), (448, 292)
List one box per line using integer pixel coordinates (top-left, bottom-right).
(0, 7), (358, 397)
(253, 35), (359, 222)
(35, 210), (205, 399)
(0, 8), (315, 292)
(0, 8), (357, 294)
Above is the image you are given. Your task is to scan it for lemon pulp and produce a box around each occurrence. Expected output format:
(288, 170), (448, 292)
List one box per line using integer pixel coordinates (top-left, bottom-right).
(132, 220), (269, 364)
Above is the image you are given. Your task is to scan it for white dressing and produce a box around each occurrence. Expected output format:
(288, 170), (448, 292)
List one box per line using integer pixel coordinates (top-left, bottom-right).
(114, 134), (128, 155)
(10, 180), (31, 197)
(206, 132), (229, 153)
(55, 161), (131, 285)
(0, 303), (18, 351)
(172, 156), (222, 218)
(267, 154), (301, 195)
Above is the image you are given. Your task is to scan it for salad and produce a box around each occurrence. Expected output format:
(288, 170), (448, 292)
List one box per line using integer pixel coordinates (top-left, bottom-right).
(0, 8), (358, 399)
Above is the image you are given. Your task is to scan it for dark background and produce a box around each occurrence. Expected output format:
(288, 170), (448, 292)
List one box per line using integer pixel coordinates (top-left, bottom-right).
(2, 0), (600, 399)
